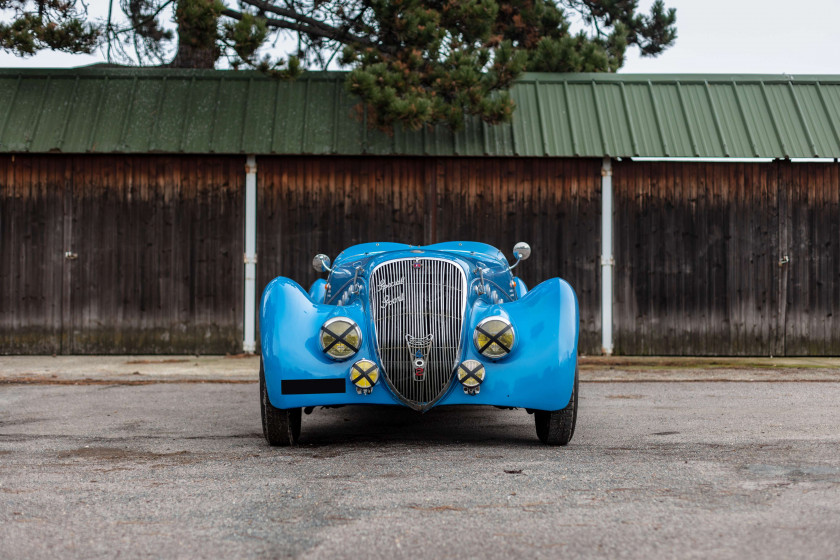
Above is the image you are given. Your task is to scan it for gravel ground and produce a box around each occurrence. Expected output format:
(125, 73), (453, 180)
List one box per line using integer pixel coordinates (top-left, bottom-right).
(1, 381), (839, 559)
(3, 355), (840, 384)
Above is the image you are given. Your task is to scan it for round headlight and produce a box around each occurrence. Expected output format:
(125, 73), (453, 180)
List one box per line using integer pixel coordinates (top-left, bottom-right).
(319, 317), (361, 360)
(457, 360), (486, 394)
(474, 316), (514, 359)
(350, 359), (380, 394)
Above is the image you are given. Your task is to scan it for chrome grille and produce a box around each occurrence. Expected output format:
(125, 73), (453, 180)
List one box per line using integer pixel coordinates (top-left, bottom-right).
(369, 258), (466, 406)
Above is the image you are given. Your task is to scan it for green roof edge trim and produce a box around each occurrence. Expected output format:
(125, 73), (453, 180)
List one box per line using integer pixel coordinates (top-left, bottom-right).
(2, 67), (840, 158)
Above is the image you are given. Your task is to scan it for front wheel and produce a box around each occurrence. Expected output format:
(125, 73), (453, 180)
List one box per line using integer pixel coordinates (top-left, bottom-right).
(534, 367), (578, 446)
(260, 358), (301, 446)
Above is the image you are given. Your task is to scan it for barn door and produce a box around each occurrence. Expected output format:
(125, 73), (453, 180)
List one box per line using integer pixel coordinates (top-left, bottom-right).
(612, 161), (785, 355)
(62, 158), (125, 353)
(0, 156), (68, 354)
(62, 157), (245, 354)
(776, 161), (840, 355)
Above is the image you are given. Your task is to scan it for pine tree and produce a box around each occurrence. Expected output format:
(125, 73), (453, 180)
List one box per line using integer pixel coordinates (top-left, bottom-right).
(1, 0), (677, 130)
(0, 0), (99, 55)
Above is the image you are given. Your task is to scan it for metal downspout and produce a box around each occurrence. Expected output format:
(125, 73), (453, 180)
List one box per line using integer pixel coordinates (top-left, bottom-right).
(243, 155), (258, 353)
(601, 157), (614, 355)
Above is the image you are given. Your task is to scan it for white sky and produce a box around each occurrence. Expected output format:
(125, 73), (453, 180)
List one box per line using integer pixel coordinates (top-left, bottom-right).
(1, 0), (839, 75)
(621, 0), (840, 74)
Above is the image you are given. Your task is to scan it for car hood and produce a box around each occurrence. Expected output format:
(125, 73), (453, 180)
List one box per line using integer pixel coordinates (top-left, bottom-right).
(325, 242), (516, 308)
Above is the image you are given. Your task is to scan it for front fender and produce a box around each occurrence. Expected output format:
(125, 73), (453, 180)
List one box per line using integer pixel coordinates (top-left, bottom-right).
(260, 277), (400, 409)
(308, 278), (327, 303)
(438, 277), (578, 411)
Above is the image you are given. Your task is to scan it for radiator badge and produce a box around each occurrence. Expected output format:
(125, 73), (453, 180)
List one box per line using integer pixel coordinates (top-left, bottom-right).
(405, 334), (434, 382)
(378, 276), (405, 308)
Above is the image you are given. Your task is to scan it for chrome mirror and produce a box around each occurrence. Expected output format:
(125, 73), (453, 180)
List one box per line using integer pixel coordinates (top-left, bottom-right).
(513, 242), (531, 261)
(312, 254), (332, 273)
(509, 242), (531, 270)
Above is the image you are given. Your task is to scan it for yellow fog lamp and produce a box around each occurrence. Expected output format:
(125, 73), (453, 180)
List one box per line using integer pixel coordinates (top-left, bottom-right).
(474, 317), (515, 359)
(457, 360), (486, 395)
(319, 317), (361, 360)
(350, 359), (380, 395)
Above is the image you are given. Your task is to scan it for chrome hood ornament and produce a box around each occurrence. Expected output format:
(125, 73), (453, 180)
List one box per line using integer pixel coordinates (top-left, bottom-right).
(405, 334), (434, 382)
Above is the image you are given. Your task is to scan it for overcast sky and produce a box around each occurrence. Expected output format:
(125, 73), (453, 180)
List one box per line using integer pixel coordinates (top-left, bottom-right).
(1, 0), (839, 75)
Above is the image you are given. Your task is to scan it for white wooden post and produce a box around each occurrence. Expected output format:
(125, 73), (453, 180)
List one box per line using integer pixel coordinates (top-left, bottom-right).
(601, 157), (614, 355)
(243, 155), (258, 353)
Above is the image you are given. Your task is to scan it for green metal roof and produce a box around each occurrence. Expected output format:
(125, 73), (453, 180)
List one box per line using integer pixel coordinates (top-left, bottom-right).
(2, 67), (840, 158)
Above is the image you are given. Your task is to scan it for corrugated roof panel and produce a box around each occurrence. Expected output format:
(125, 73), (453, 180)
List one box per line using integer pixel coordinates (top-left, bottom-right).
(817, 83), (840, 154)
(389, 125), (408, 155)
(147, 77), (191, 152)
(622, 82), (664, 156)
(60, 78), (106, 152)
(736, 84), (783, 156)
(4, 68), (840, 158)
(651, 84), (695, 156)
(120, 78), (165, 152)
(241, 77), (275, 154)
(796, 84), (840, 156)
(392, 124), (426, 156)
(509, 82), (542, 156)
(453, 115), (484, 156)
(481, 120), (515, 156)
(707, 83), (752, 157)
(28, 76), (73, 152)
(180, 78), (219, 153)
(535, 82), (570, 156)
(592, 82), (634, 157)
(565, 82), (603, 156)
(422, 125), (454, 157)
(763, 84), (811, 157)
(678, 84), (723, 157)
(0, 75), (21, 150)
(2, 77), (47, 152)
(271, 79), (307, 154)
(210, 79), (249, 153)
(302, 79), (341, 154)
(332, 87), (367, 155)
(366, 126), (395, 155)
(88, 77), (126, 151)
(101, 77), (141, 151)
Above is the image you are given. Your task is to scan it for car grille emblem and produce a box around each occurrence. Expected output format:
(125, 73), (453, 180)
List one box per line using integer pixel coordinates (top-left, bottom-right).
(405, 334), (433, 381)
(377, 276), (405, 309)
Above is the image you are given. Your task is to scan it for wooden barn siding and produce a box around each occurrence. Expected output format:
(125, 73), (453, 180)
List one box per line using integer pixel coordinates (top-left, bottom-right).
(3, 155), (838, 355)
(613, 160), (840, 355)
(431, 158), (602, 353)
(781, 163), (840, 354)
(256, 157), (602, 354)
(0, 155), (65, 353)
(0, 155), (244, 354)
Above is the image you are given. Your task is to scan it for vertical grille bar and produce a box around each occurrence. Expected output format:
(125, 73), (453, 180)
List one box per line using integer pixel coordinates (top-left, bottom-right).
(370, 258), (466, 405)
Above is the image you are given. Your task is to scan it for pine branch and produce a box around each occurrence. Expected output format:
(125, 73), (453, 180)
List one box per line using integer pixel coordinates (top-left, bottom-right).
(231, 0), (374, 47)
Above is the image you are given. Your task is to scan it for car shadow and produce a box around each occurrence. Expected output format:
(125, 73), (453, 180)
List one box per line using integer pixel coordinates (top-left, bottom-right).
(290, 405), (540, 447)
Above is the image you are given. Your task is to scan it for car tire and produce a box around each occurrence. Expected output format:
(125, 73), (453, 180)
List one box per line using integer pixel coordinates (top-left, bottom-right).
(534, 366), (578, 446)
(260, 358), (301, 446)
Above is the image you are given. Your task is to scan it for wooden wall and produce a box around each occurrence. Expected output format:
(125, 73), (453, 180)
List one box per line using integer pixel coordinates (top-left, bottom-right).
(0, 155), (243, 354)
(257, 157), (601, 353)
(2, 154), (838, 355)
(613, 160), (840, 355)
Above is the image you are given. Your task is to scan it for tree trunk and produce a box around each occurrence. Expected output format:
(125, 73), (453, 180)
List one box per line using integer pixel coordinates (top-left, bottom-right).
(168, 0), (221, 69)
(170, 42), (217, 68)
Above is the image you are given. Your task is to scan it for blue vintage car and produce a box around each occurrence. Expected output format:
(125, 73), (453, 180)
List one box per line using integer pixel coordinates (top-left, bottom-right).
(259, 241), (579, 446)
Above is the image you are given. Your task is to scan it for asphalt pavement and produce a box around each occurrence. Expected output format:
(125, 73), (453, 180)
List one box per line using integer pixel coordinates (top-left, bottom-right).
(1, 369), (839, 559)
